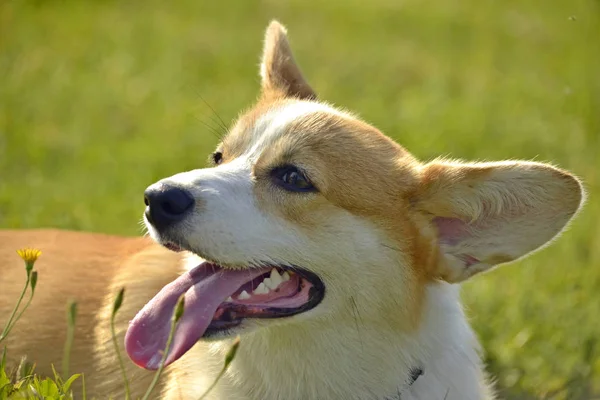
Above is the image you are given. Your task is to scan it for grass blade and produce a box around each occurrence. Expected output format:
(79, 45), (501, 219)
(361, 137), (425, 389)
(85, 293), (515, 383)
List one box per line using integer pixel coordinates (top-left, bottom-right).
(62, 301), (77, 377)
(141, 294), (185, 400)
(198, 336), (240, 400)
(110, 288), (131, 400)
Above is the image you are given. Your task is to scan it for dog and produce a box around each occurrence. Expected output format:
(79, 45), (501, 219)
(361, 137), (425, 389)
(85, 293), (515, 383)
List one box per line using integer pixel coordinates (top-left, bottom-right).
(1, 21), (585, 400)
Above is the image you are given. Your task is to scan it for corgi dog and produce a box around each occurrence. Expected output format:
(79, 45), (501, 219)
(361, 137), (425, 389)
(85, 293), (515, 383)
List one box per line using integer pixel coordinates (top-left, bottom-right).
(1, 21), (585, 400)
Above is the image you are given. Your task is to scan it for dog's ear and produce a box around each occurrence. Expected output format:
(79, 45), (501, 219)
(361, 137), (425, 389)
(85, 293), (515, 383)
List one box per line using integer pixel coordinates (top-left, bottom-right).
(259, 20), (316, 100)
(412, 160), (584, 283)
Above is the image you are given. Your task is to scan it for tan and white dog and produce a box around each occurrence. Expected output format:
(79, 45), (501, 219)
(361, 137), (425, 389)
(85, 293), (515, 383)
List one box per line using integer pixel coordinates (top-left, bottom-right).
(1, 21), (585, 400)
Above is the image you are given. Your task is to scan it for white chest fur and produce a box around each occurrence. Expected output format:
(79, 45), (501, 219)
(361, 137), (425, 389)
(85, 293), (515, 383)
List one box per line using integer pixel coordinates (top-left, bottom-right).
(163, 283), (493, 400)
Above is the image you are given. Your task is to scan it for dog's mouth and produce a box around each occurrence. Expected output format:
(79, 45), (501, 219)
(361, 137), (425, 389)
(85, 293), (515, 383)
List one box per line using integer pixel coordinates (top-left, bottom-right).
(124, 248), (325, 370)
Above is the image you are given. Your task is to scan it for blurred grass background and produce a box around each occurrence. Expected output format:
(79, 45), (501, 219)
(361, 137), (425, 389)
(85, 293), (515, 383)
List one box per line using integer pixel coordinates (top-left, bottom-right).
(1, 0), (599, 398)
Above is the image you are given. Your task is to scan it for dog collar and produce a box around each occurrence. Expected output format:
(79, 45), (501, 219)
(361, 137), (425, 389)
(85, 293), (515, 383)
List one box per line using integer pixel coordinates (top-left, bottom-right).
(384, 367), (423, 400)
(407, 367), (423, 385)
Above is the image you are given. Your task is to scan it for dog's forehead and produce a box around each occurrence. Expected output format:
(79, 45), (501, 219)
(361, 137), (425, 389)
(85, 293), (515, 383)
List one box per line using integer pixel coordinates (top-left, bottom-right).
(253, 101), (348, 143)
(223, 100), (353, 161)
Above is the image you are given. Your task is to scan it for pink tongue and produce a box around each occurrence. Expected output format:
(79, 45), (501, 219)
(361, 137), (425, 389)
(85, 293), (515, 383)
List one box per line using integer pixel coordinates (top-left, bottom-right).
(124, 263), (266, 370)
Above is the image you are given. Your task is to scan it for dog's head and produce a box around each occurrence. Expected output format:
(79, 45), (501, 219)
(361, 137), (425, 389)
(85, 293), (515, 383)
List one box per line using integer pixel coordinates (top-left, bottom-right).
(125, 21), (584, 370)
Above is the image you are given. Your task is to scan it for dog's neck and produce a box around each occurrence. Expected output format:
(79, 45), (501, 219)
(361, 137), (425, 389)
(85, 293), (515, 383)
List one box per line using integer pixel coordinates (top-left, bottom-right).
(166, 283), (491, 400)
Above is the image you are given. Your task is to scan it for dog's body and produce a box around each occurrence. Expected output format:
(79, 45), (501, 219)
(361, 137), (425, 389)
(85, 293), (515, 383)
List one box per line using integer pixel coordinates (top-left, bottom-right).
(1, 22), (584, 400)
(1, 230), (492, 399)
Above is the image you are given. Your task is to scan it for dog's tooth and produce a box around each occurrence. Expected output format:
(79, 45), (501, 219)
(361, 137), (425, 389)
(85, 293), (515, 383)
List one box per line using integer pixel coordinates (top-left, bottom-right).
(253, 282), (269, 295)
(262, 277), (274, 290)
(226, 296), (233, 302)
(270, 268), (283, 287)
(238, 290), (251, 300)
(282, 271), (290, 282)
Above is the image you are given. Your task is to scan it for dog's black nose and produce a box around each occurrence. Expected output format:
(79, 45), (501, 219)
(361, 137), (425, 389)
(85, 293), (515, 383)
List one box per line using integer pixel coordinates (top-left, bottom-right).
(144, 184), (194, 230)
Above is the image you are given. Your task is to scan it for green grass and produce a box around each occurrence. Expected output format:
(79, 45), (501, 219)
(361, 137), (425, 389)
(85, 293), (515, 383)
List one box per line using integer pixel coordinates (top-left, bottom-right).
(1, 0), (599, 398)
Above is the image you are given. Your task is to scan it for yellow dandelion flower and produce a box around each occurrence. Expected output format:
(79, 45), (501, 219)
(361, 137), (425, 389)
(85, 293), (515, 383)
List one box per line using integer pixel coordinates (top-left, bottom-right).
(16, 248), (42, 263)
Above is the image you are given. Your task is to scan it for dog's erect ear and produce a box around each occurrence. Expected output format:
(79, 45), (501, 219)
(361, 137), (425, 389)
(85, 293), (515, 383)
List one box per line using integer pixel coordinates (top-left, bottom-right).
(259, 20), (316, 100)
(412, 160), (584, 283)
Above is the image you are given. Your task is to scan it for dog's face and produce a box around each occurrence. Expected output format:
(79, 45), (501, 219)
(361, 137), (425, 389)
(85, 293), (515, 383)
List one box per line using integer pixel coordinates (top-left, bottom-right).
(125, 21), (584, 370)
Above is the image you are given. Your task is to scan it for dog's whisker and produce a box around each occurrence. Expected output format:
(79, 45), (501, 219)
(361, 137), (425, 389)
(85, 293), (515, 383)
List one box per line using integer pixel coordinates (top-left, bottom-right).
(196, 92), (229, 132)
(381, 243), (402, 253)
(349, 296), (364, 353)
(195, 116), (225, 140)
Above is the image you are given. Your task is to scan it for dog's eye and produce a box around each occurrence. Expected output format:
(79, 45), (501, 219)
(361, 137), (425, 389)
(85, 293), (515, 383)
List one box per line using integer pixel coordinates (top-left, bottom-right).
(212, 151), (223, 165)
(271, 166), (316, 193)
